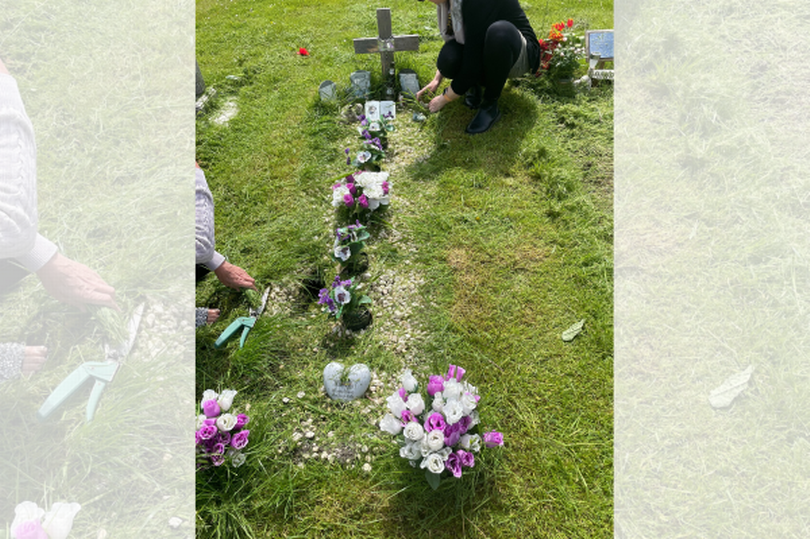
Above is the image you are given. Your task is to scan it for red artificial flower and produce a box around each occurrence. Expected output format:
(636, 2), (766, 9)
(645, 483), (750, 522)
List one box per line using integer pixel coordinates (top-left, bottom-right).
(567, 18), (574, 28)
(298, 47), (309, 56)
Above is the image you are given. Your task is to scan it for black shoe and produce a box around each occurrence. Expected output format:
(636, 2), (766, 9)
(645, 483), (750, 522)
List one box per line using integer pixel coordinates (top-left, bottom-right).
(465, 100), (500, 134)
(464, 86), (482, 109)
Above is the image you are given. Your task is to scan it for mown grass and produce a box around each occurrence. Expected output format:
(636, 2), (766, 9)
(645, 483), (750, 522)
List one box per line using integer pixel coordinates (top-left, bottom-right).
(1, 1), (194, 537)
(197, 0), (612, 537)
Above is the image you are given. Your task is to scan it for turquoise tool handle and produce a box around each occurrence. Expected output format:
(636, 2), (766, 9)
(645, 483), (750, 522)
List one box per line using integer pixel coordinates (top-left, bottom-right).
(38, 365), (91, 420)
(86, 379), (107, 422)
(238, 317), (257, 348)
(215, 317), (249, 348)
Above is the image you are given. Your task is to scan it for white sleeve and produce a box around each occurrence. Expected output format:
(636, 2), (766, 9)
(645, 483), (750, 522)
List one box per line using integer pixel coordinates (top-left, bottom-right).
(195, 166), (225, 270)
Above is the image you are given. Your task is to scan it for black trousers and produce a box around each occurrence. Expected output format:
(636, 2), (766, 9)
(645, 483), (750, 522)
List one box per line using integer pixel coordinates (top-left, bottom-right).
(437, 20), (524, 102)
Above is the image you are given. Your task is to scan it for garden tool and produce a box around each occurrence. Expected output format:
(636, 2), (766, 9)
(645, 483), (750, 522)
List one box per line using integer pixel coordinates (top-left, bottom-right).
(37, 303), (144, 422)
(214, 287), (270, 349)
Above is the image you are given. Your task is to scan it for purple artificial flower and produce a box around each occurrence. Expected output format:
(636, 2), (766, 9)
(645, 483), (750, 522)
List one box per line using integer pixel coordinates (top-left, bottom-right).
(398, 387), (408, 401)
(213, 443), (226, 455)
(372, 137), (382, 150)
(483, 431), (504, 448)
(195, 430), (203, 445)
(218, 432), (232, 445)
(427, 375), (445, 396)
(343, 193), (355, 207)
(211, 454), (225, 467)
(359, 114), (367, 125)
(358, 194), (369, 209)
(401, 410), (415, 424)
(235, 414), (250, 429)
(231, 429), (250, 450)
(345, 148), (351, 165)
(199, 425), (218, 441)
(445, 364), (465, 382)
(12, 520), (48, 539)
(203, 418), (216, 427)
(334, 285), (351, 305)
(445, 452), (463, 478)
(425, 412), (447, 433)
(347, 182), (357, 195)
(381, 181), (389, 195)
(362, 129), (371, 140)
(345, 173), (355, 183)
(444, 429), (461, 448)
(332, 182), (342, 190)
(317, 288), (336, 313)
(202, 399), (221, 418)
(457, 449), (475, 468)
(458, 415), (472, 434)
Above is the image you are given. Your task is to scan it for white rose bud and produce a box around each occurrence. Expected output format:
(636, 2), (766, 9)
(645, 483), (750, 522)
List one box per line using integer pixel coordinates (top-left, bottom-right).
(460, 434), (482, 453)
(399, 441), (422, 461)
(230, 451), (246, 468)
(379, 413), (403, 435)
(196, 414), (207, 430)
(406, 393), (425, 415)
(431, 392), (445, 413)
(460, 392), (477, 415)
(201, 389), (218, 410)
(403, 421), (425, 442)
(386, 392), (407, 419)
(217, 389), (238, 412)
(216, 413), (237, 432)
(443, 399), (464, 425)
(426, 429), (445, 452)
(420, 453), (446, 475)
(401, 369), (418, 392)
(443, 379), (462, 401)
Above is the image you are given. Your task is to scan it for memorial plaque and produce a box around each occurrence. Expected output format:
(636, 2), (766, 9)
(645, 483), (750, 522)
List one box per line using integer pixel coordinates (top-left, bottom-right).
(323, 362), (371, 402)
(585, 30), (614, 62)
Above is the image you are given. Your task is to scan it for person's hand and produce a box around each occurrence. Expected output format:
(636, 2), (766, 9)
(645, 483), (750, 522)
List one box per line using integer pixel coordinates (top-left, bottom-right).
(416, 79), (441, 102)
(428, 94), (449, 113)
(207, 308), (220, 325)
(21, 346), (47, 375)
(213, 261), (257, 291)
(35, 253), (119, 311)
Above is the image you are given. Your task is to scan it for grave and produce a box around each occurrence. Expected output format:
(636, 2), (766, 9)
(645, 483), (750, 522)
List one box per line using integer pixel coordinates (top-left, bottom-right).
(353, 8), (419, 98)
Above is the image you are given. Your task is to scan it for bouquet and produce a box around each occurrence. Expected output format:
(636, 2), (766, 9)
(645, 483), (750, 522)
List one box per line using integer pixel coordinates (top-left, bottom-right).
(331, 171), (391, 217)
(196, 389), (251, 468)
(10, 501), (81, 539)
(318, 275), (372, 324)
(357, 111), (395, 149)
(332, 220), (370, 265)
(538, 19), (585, 80)
(379, 364), (504, 489)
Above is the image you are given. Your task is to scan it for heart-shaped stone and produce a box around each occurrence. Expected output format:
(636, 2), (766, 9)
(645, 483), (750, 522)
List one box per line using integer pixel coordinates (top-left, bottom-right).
(323, 362), (371, 402)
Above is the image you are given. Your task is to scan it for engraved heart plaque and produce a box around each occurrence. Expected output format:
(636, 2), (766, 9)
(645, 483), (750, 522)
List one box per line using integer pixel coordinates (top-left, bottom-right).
(323, 362), (371, 402)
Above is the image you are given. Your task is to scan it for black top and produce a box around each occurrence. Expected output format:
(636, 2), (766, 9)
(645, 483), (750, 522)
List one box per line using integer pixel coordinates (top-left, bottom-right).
(450, 0), (541, 95)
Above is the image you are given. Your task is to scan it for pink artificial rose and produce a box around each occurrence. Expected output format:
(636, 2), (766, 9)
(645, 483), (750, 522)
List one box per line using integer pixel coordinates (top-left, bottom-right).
(343, 193), (355, 207)
(358, 194), (369, 209)
(483, 431), (504, 448)
(13, 521), (48, 539)
(202, 399), (221, 418)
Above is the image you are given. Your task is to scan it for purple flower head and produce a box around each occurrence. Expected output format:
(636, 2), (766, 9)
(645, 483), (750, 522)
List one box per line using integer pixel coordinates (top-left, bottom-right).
(345, 173), (355, 183)
(235, 414), (250, 429)
(425, 412), (447, 433)
(202, 399), (221, 418)
(332, 182), (342, 191)
(445, 364), (465, 382)
(213, 442), (226, 455)
(444, 429), (461, 447)
(232, 429), (250, 450)
(218, 431), (232, 445)
(343, 193), (355, 207)
(372, 137), (382, 150)
(381, 181), (389, 195)
(195, 430), (203, 445)
(445, 452), (463, 478)
(458, 415), (472, 434)
(13, 520), (48, 539)
(398, 387), (408, 401)
(211, 454), (225, 467)
(483, 431), (504, 448)
(362, 129), (371, 140)
(427, 375), (445, 396)
(359, 114), (367, 124)
(457, 449), (475, 468)
(401, 410), (415, 424)
(317, 288), (336, 313)
(347, 182), (357, 195)
(203, 418), (216, 427)
(358, 194), (369, 209)
(384, 111), (394, 119)
(199, 425), (218, 441)
(344, 147), (350, 155)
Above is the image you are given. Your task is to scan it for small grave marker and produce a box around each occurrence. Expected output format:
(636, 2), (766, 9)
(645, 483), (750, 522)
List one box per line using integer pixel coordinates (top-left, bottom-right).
(354, 8), (420, 96)
(585, 30), (614, 81)
(323, 362), (371, 402)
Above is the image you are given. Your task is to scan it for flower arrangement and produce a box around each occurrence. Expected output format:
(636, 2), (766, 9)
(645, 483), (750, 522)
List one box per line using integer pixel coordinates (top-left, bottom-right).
(358, 112), (395, 148)
(196, 389), (251, 468)
(318, 275), (372, 325)
(10, 501), (81, 539)
(379, 364), (504, 489)
(332, 220), (370, 264)
(331, 171), (391, 217)
(538, 19), (585, 80)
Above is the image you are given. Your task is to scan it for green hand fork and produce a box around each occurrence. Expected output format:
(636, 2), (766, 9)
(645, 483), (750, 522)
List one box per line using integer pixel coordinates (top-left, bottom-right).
(38, 304), (145, 422)
(215, 287), (270, 349)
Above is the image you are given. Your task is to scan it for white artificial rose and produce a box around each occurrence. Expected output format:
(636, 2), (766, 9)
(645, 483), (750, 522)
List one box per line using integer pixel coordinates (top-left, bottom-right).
(216, 413), (238, 432)
(460, 434), (482, 452)
(379, 413), (403, 435)
(41, 502), (82, 539)
(437, 446), (452, 460)
(406, 393), (425, 415)
(460, 392), (478, 415)
(10, 501), (45, 536)
(386, 392), (407, 418)
(443, 379), (462, 400)
(400, 369), (418, 392)
(217, 389), (238, 412)
(196, 414), (207, 430)
(403, 421), (425, 442)
(230, 451), (246, 468)
(462, 381), (478, 396)
(399, 441), (422, 461)
(443, 399), (464, 425)
(431, 392), (445, 413)
(332, 184), (350, 207)
(420, 453), (446, 475)
(420, 436), (432, 457)
(426, 429), (445, 452)
(201, 389), (218, 409)
(468, 410), (480, 429)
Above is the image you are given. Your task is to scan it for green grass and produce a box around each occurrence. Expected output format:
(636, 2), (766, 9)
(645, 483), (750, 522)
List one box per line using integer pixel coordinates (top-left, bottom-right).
(197, 0), (612, 537)
(1, 1), (194, 537)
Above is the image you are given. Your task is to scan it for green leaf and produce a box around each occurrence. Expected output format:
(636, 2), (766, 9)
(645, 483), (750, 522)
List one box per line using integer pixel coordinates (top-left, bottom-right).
(562, 318), (585, 342)
(425, 471), (441, 490)
(358, 295), (372, 305)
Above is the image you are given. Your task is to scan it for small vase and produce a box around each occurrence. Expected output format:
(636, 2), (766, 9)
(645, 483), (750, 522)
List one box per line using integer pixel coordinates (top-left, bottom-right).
(342, 308), (372, 331)
(339, 252), (369, 279)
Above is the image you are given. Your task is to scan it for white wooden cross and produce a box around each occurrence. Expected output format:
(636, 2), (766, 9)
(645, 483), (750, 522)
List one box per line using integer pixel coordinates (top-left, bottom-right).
(353, 8), (419, 83)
